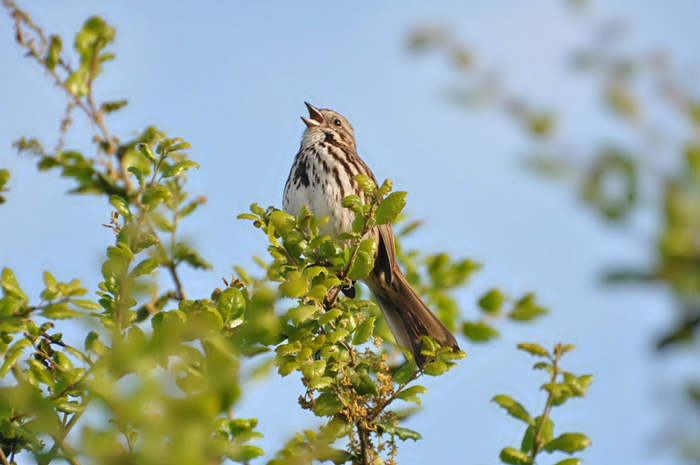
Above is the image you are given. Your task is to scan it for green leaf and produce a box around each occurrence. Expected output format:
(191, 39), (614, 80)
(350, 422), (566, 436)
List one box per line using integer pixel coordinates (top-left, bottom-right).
(279, 271), (308, 298)
(150, 212), (173, 232)
(85, 331), (107, 355)
(178, 199), (202, 217)
(43, 303), (81, 319)
(313, 392), (343, 417)
(101, 99), (128, 114)
(554, 459), (582, 465)
(319, 309), (341, 325)
(352, 316), (376, 345)
(71, 299), (102, 310)
(560, 344), (576, 354)
(347, 250), (373, 281)
(393, 362), (417, 384)
(517, 343), (549, 357)
(75, 16), (115, 59)
(306, 284), (328, 301)
(499, 447), (532, 465)
(129, 259), (159, 278)
(0, 168), (9, 204)
(378, 179), (393, 196)
(462, 321), (499, 342)
(397, 385), (428, 405)
(533, 362), (553, 373)
(168, 142), (192, 152)
(217, 287), (246, 321)
(375, 422), (421, 441)
(358, 238), (377, 257)
(351, 213), (365, 234)
(326, 329), (349, 343)
(228, 445), (264, 463)
(107, 243), (134, 261)
(162, 160), (199, 178)
(544, 433), (591, 454)
(577, 374), (593, 394)
(509, 293), (548, 321)
(28, 358), (54, 386)
(353, 174), (376, 194)
(341, 195), (363, 212)
(137, 143), (156, 163)
(301, 360), (326, 380)
(0, 339), (31, 377)
(492, 395), (533, 425)
(58, 402), (84, 414)
(374, 191), (407, 225)
(1, 268), (27, 301)
(127, 166), (144, 185)
(65, 68), (88, 96)
(478, 288), (505, 313)
(309, 377), (333, 390)
(173, 244), (212, 270)
(286, 305), (316, 325)
(45, 35), (62, 69)
(141, 186), (172, 211)
(542, 383), (572, 405)
(423, 360), (447, 376)
(269, 210), (296, 236)
(109, 195), (131, 219)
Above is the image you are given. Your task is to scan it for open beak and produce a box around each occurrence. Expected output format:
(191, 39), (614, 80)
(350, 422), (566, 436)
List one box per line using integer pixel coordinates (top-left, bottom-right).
(301, 102), (324, 128)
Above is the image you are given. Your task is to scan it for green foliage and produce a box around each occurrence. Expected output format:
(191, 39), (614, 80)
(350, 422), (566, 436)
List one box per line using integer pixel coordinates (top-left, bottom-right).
(413, 5), (700, 457)
(495, 343), (592, 465)
(0, 168), (9, 204)
(0, 3), (582, 464)
(237, 176), (469, 462)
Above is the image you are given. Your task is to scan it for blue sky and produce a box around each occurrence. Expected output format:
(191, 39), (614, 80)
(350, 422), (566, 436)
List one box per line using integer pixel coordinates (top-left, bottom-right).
(1, 1), (699, 464)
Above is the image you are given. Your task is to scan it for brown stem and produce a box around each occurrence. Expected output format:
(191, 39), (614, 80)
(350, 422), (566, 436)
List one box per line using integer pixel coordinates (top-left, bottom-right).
(530, 344), (562, 459)
(0, 447), (10, 465)
(168, 264), (186, 301)
(356, 423), (370, 465)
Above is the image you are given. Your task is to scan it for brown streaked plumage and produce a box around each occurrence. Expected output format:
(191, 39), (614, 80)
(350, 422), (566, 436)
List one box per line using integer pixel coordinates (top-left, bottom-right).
(283, 102), (459, 365)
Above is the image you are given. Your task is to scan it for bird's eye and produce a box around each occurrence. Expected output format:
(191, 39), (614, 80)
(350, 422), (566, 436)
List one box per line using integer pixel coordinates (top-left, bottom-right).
(333, 119), (342, 127)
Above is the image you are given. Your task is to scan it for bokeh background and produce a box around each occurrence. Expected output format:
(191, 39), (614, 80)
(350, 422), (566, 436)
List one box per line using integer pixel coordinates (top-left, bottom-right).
(1, 1), (699, 464)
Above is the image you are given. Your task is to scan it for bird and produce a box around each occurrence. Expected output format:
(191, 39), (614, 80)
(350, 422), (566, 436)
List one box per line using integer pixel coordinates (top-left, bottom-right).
(283, 102), (459, 365)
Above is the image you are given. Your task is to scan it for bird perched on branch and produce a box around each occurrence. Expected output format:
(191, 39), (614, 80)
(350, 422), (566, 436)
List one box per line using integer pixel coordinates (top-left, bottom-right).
(283, 102), (459, 365)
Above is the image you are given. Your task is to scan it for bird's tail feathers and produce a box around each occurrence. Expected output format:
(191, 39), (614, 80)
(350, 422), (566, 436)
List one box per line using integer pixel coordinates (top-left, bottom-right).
(370, 269), (459, 366)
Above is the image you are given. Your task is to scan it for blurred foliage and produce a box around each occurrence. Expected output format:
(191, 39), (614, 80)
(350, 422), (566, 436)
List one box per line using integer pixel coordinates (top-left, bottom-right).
(0, 169), (9, 205)
(0, 1), (584, 464)
(408, 0), (700, 459)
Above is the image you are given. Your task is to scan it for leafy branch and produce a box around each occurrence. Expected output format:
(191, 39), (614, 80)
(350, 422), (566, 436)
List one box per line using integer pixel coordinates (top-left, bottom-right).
(494, 343), (593, 465)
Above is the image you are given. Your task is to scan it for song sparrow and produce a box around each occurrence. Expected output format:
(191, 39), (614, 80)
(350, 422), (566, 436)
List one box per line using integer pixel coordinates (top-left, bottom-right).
(283, 102), (459, 365)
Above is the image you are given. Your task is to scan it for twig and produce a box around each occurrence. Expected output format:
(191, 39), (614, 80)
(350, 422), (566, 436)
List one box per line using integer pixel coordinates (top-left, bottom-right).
(0, 447), (11, 465)
(5, 0), (132, 190)
(369, 368), (420, 422)
(42, 403), (87, 465)
(168, 181), (186, 300)
(530, 344), (562, 459)
(168, 264), (187, 301)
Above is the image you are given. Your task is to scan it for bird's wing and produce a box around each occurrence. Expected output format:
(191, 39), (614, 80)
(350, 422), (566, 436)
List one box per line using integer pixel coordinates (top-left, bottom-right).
(350, 150), (397, 285)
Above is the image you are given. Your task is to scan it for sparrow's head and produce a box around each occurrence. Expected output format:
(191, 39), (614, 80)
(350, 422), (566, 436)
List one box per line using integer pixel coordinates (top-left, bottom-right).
(300, 102), (356, 150)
